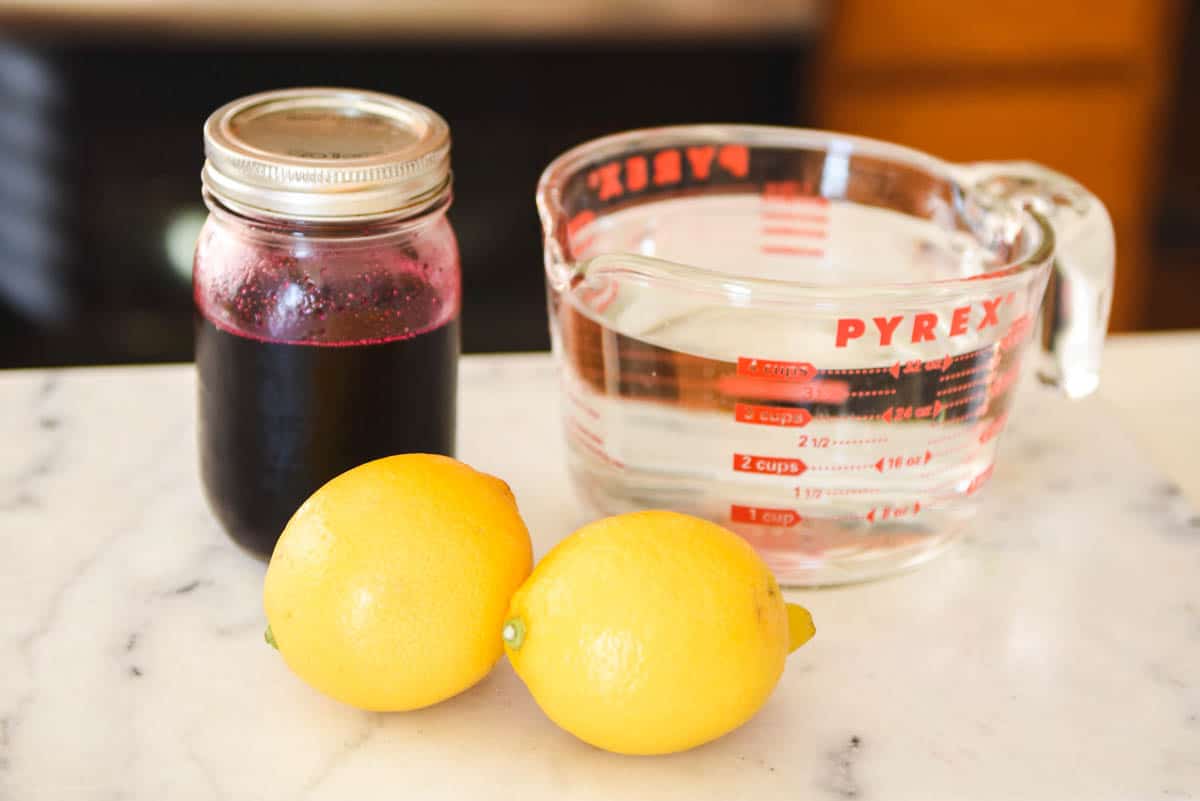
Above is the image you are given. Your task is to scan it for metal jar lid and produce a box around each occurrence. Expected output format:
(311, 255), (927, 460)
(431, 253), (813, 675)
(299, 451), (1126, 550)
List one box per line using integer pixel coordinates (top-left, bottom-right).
(202, 87), (451, 221)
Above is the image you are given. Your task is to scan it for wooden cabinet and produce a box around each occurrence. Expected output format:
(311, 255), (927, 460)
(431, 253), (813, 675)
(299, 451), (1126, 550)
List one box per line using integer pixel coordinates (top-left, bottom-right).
(814, 0), (1183, 331)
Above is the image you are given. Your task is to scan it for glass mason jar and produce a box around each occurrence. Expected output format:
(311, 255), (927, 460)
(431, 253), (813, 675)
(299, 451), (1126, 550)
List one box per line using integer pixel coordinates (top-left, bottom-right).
(194, 88), (461, 558)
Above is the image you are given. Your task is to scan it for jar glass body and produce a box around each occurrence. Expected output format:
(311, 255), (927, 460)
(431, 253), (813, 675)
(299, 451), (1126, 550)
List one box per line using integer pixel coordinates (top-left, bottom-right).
(194, 198), (461, 557)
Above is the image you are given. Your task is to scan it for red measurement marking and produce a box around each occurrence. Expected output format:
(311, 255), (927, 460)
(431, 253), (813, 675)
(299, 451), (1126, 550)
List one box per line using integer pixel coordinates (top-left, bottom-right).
(761, 180), (805, 199)
(796, 434), (831, 449)
(761, 181), (829, 206)
(952, 351), (985, 363)
(761, 226), (826, 238)
(942, 394), (982, 410)
(730, 504), (801, 528)
(761, 245), (825, 257)
(734, 403), (813, 427)
(577, 438), (620, 467)
(823, 488), (881, 495)
(569, 427), (625, 469)
(761, 211), (829, 223)
(567, 420), (604, 448)
(874, 451), (932, 472)
(849, 388), (897, 398)
(940, 360), (993, 382)
(879, 401), (944, 422)
(914, 355), (953, 375)
(866, 501), (921, 523)
(822, 366), (893, 375)
(831, 437), (888, 446)
(829, 356), (954, 380)
(719, 376), (850, 404)
(936, 376), (991, 396)
(566, 392), (600, 420)
(733, 453), (807, 477)
(810, 462), (877, 472)
(736, 358), (816, 382)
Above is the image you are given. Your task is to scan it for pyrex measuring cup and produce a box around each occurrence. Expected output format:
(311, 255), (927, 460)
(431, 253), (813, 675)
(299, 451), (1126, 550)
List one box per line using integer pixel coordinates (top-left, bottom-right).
(537, 126), (1115, 586)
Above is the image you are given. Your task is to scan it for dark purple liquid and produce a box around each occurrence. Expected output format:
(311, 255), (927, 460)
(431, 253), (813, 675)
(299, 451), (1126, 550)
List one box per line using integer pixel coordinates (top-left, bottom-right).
(196, 317), (458, 557)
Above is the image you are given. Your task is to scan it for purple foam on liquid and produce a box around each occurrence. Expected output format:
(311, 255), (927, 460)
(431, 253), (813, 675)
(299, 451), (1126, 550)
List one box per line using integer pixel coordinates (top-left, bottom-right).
(194, 216), (461, 347)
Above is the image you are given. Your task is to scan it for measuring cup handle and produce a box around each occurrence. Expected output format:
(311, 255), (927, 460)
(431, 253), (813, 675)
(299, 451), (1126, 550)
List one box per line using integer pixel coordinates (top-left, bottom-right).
(958, 161), (1115, 398)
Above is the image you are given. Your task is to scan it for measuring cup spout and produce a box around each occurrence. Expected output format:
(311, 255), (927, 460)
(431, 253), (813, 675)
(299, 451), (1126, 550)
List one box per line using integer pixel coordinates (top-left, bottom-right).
(957, 161), (1115, 398)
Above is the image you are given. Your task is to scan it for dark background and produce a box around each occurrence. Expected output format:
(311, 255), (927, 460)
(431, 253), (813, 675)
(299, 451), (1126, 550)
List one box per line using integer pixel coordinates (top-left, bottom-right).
(0, 38), (806, 367)
(0, 0), (1197, 368)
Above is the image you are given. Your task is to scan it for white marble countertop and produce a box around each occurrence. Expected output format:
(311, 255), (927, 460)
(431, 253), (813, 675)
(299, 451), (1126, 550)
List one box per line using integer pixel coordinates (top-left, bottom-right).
(2, 334), (1198, 800)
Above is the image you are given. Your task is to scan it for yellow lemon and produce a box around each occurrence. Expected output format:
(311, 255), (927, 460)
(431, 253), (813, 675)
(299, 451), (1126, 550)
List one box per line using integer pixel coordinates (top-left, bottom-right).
(263, 454), (532, 711)
(502, 510), (815, 755)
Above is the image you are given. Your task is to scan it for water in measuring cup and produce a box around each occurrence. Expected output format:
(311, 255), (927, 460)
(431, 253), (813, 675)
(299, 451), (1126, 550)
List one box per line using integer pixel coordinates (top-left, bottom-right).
(552, 194), (1034, 584)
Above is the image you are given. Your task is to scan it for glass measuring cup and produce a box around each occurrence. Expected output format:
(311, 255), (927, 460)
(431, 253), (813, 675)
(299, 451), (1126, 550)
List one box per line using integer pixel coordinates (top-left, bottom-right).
(537, 126), (1114, 586)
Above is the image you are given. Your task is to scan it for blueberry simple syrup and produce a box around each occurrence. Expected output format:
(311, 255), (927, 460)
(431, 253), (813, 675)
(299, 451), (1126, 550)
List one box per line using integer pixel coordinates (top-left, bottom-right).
(195, 88), (461, 558)
(196, 316), (458, 557)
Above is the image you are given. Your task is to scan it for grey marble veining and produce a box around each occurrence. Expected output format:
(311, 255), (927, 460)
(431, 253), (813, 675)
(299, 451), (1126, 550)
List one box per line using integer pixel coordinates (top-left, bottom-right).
(0, 355), (1197, 801)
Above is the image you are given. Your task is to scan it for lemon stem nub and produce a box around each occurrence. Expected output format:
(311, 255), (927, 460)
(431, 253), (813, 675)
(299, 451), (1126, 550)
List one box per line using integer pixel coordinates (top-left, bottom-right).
(786, 603), (815, 653)
(502, 617), (526, 650)
(265, 625), (278, 649)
